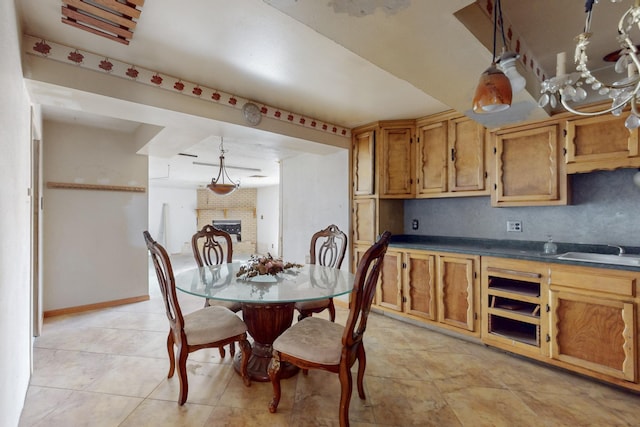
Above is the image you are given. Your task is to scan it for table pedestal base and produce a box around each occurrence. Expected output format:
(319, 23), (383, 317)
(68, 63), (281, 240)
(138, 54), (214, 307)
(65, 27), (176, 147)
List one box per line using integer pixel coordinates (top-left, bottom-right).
(232, 301), (299, 382)
(233, 341), (298, 382)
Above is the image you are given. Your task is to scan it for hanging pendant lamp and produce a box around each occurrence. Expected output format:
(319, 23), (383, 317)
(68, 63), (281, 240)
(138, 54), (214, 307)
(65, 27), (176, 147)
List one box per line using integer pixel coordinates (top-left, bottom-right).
(472, 0), (513, 114)
(207, 137), (240, 196)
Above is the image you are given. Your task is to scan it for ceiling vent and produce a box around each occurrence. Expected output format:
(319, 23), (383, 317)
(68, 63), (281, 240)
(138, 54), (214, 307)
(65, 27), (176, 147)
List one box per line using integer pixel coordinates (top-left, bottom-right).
(61, 0), (144, 45)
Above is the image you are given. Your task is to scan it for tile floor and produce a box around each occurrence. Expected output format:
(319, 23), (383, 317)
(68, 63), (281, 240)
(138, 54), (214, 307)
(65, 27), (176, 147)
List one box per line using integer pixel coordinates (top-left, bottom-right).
(19, 253), (640, 426)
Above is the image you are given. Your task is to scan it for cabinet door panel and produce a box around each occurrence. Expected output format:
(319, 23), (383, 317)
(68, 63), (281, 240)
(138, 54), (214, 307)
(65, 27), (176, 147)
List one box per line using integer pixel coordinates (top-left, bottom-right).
(566, 115), (637, 162)
(416, 121), (447, 194)
(549, 291), (635, 381)
(405, 253), (436, 320)
(352, 198), (376, 245)
(380, 127), (413, 197)
(448, 118), (485, 191)
(377, 251), (403, 311)
(438, 256), (475, 331)
(353, 130), (375, 196)
(494, 125), (560, 203)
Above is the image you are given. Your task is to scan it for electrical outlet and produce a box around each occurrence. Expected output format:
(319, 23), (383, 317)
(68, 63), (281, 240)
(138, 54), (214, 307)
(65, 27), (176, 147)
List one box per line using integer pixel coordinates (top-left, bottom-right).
(506, 220), (522, 232)
(412, 219), (419, 230)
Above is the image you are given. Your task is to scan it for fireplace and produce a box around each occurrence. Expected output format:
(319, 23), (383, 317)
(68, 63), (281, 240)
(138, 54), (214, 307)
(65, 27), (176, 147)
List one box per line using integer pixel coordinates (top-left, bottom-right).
(213, 219), (241, 241)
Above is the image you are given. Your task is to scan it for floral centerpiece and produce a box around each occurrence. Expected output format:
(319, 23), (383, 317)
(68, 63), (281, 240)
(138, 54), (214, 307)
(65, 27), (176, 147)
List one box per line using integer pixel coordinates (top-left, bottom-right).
(236, 253), (302, 280)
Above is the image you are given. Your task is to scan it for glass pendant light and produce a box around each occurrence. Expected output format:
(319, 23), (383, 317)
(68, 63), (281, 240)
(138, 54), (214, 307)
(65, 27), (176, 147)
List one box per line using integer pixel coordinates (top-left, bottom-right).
(472, 0), (512, 114)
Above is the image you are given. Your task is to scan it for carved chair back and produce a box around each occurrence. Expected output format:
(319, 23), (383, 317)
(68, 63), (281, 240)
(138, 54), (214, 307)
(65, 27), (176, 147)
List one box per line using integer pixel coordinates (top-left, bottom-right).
(342, 231), (391, 350)
(143, 231), (185, 335)
(191, 224), (233, 267)
(310, 224), (347, 269)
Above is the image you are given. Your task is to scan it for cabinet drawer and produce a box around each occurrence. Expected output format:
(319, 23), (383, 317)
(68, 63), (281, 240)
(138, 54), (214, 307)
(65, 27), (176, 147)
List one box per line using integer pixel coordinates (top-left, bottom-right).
(550, 268), (635, 297)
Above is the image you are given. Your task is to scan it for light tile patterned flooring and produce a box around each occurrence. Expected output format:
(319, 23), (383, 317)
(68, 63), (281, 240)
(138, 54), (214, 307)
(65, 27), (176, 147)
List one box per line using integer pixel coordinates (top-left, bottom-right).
(19, 253), (640, 426)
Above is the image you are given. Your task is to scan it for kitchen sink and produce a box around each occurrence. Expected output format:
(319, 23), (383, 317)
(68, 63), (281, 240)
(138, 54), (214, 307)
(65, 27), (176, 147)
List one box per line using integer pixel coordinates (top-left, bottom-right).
(556, 252), (640, 267)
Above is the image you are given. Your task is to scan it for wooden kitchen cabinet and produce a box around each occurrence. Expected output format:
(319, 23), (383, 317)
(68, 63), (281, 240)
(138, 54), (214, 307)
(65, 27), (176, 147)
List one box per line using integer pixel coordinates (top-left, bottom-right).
(492, 122), (568, 207)
(352, 198), (376, 245)
(351, 197), (404, 246)
(415, 113), (488, 198)
(548, 265), (637, 381)
(403, 251), (437, 320)
(437, 254), (479, 333)
(415, 115), (449, 195)
(371, 249), (478, 335)
(376, 249), (403, 311)
(448, 116), (487, 193)
(349, 196), (403, 275)
(565, 113), (640, 173)
(481, 257), (548, 357)
(352, 127), (376, 196)
(378, 120), (415, 198)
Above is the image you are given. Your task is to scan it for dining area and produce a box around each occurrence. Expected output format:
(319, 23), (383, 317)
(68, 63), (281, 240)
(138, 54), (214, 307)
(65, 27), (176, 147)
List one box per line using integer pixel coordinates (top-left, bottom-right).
(143, 223), (389, 426)
(19, 225), (640, 426)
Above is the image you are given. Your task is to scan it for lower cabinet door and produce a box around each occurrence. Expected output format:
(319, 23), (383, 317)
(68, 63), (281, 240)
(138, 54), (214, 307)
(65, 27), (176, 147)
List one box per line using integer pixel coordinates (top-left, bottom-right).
(437, 255), (476, 332)
(376, 250), (403, 311)
(549, 290), (636, 381)
(404, 252), (436, 320)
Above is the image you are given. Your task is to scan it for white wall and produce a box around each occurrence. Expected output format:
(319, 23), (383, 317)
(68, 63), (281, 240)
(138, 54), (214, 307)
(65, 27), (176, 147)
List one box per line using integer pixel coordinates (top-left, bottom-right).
(42, 121), (148, 311)
(257, 185), (280, 255)
(148, 185), (197, 254)
(1, 1), (34, 425)
(281, 150), (349, 267)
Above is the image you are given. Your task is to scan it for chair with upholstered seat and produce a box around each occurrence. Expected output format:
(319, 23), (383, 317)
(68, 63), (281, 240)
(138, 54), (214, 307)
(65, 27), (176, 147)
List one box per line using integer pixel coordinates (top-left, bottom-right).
(294, 224), (347, 322)
(191, 224), (243, 310)
(144, 230), (251, 405)
(192, 224), (243, 358)
(268, 231), (391, 427)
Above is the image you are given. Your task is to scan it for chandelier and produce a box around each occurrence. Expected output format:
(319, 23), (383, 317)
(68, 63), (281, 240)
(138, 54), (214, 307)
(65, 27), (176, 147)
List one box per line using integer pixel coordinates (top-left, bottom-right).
(207, 138), (239, 196)
(539, 0), (640, 128)
(472, 0), (526, 114)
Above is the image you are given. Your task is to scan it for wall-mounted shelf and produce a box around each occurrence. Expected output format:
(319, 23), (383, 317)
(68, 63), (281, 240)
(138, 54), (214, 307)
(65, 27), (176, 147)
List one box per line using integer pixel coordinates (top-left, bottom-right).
(46, 181), (146, 193)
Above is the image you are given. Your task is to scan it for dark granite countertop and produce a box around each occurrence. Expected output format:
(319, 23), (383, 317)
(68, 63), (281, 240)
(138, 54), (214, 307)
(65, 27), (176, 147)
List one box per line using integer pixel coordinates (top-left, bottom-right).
(389, 235), (640, 272)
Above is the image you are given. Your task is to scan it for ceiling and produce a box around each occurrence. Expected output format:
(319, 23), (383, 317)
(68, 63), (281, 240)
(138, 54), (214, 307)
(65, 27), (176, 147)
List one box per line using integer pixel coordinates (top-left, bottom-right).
(17, 0), (632, 189)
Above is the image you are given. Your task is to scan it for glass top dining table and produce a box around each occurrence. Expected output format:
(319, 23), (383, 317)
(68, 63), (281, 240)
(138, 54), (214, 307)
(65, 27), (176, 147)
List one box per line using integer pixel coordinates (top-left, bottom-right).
(174, 262), (355, 304)
(174, 262), (356, 381)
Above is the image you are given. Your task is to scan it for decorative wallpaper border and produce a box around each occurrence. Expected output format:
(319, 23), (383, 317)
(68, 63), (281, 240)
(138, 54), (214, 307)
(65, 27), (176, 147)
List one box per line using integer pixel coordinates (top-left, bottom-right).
(23, 34), (351, 138)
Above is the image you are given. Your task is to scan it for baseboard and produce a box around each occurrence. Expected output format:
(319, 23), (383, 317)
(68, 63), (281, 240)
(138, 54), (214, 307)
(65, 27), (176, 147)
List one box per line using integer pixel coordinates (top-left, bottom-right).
(43, 295), (150, 317)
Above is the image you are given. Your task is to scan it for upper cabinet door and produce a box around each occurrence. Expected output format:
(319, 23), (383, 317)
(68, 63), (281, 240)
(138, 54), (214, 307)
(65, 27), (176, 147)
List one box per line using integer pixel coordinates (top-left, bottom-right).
(416, 120), (448, 195)
(492, 123), (568, 206)
(379, 123), (414, 198)
(448, 117), (486, 192)
(352, 129), (375, 196)
(565, 114), (640, 173)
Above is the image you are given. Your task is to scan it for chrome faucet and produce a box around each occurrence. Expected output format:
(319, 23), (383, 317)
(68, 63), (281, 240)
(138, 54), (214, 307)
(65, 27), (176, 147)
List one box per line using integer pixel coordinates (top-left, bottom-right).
(608, 244), (626, 255)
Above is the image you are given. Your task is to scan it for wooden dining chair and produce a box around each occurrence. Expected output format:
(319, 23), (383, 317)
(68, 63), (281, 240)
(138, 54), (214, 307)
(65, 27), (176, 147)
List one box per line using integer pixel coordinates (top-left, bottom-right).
(192, 224), (243, 357)
(144, 230), (252, 405)
(294, 224), (348, 322)
(268, 231), (391, 427)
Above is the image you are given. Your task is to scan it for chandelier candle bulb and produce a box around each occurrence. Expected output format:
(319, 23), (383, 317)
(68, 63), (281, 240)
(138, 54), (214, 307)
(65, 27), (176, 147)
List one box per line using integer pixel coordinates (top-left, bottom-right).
(556, 52), (567, 77)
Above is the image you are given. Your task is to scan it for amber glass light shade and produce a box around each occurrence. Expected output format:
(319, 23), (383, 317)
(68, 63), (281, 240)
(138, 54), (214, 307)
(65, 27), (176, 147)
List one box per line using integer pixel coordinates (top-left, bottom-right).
(472, 64), (512, 113)
(206, 182), (238, 195)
